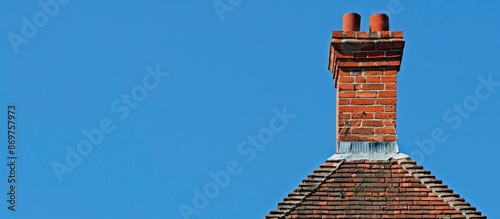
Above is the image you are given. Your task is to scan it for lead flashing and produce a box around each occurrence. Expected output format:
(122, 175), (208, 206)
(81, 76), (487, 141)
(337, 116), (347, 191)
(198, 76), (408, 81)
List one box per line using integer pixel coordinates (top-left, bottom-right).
(328, 141), (408, 161)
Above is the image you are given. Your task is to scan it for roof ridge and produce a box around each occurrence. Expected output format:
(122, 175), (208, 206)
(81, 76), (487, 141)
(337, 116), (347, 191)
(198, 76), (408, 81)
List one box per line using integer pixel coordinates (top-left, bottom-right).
(397, 158), (486, 219)
(264, 160), (345, 219)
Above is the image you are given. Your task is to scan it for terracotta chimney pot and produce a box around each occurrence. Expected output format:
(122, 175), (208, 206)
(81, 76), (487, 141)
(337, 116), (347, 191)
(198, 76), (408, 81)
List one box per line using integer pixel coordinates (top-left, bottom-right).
(342, 12), (361, 31)
(369, 13), (389, 31)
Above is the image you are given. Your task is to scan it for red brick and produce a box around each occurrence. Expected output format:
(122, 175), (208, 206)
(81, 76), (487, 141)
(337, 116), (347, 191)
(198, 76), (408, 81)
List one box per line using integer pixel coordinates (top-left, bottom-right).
(338, 98), (350, 105)
(357, 91), (376, 98)
(338, 113), (351, 119)
(363, 120), (384, 127)
(377, 98), (397, 105)
(366, 76), (381, 82)
(378, 91), (397, 98)
(338, 91), (356, 98)
(386, 60), (401, 67)
(380, 31), (390, 38)
(385, 120), (395, 126)
(338, 84), (355, 91)
(374, 128), (396, 134)
(351, 128), (374, 134)
(392, 41), (405, 49)
(383, 135), (397, 141)
(338, 76), (355, 83)
(359, 61), (386, 67)
(380, 76), (397, 82)
(331, 31), (343, 38)
(353, 52), (368, 58)
(338, 106), (363, 113)
(351, 120), (361, 126)
(336, 51), (353, 59)
(339, 136), (361, 141)
(357, 32), (368, 38)
(338, 61), (359, 67)
(360, 43), (376, 51)
(353, 113), (374, 119)
(363, 70), (384, 75)
(377, 42), (392, 50)
(351, 99), (375, 105)
(331, 43), (343, 50)
(355, 76), (366, 83)
(367, 52), (385, 58)
(385, 106), (396, 112)
(391, 31), (403, 38)
(338, 69), (351, 76)
(375, 112), (396, 119)
(364, 136), (384, 141)
(384, 70), (398, 75)
(385, 83), (397, 90)
(362, 84), (385, 90)
(363, 106), (384, 112)
(385, 51), (402, 59)
(345, 31), (356, 38)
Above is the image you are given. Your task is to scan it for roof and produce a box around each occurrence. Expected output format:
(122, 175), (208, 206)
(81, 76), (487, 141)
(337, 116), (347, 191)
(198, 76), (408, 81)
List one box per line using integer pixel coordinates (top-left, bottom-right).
(264, 157), (486, 219)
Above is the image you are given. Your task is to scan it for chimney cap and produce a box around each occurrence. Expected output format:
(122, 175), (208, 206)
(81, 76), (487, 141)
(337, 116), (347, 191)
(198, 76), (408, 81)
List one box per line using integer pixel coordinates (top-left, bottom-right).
(342, 12), (361, 31)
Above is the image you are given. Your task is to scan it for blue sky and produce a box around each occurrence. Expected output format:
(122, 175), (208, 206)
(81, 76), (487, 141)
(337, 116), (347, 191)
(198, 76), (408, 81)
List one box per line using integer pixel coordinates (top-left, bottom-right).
(1, 1), (499, 218)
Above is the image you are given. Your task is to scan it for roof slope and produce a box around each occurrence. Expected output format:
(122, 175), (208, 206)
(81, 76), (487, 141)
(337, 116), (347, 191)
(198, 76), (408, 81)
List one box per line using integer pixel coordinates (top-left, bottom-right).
(265, 158), (486, 219)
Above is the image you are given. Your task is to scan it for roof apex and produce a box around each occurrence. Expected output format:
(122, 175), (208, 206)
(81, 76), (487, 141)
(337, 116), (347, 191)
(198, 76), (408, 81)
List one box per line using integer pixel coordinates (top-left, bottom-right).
(264, 157), (486, 219)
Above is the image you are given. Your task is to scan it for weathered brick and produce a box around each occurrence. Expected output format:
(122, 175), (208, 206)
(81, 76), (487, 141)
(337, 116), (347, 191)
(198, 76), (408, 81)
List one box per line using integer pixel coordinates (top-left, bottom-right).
(366, 76), (381, 82)
(385, 83), (397, 90)
(353, 113), (374, 119)
(375, 112), (396, 119)
(363, 120), (384, 127)
(383, 135), (397, 141)
(355, 76), (367, 83)
(339, 113), (351, 119)
(385, 105), (396, 112)
(339, 91), (356, 98)
(331, 31), (343, 38)
(351, 128), (374, 134)
(357, 32), (368, 38)
(338, 98), (350, 105)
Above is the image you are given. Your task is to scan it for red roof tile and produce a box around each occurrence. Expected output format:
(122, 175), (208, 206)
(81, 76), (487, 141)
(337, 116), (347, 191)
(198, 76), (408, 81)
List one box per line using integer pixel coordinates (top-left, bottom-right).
(265, 158), (486, 219)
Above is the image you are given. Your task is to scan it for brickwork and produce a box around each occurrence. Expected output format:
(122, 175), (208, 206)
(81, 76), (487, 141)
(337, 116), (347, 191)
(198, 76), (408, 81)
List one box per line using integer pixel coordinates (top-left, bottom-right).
(328, 31), (404, 145)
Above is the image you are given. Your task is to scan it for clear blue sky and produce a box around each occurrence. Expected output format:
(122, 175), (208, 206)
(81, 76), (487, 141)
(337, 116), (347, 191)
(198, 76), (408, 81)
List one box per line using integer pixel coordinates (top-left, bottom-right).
(1, 1), (498, 218)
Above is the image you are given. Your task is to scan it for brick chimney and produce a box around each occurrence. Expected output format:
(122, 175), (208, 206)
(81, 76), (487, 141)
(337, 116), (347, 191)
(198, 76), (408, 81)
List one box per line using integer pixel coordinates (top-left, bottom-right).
(328, 13), (405, 154)
(266, 13), (486, 219)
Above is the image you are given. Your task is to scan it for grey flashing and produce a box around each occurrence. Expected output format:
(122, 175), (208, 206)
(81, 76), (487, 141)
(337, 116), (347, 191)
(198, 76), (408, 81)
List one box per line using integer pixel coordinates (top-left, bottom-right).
(328, 141), (409, 161)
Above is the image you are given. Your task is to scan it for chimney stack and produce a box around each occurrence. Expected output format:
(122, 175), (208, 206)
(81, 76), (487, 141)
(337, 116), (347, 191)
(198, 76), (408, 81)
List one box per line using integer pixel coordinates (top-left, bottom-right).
(328, 13), (405, 154)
